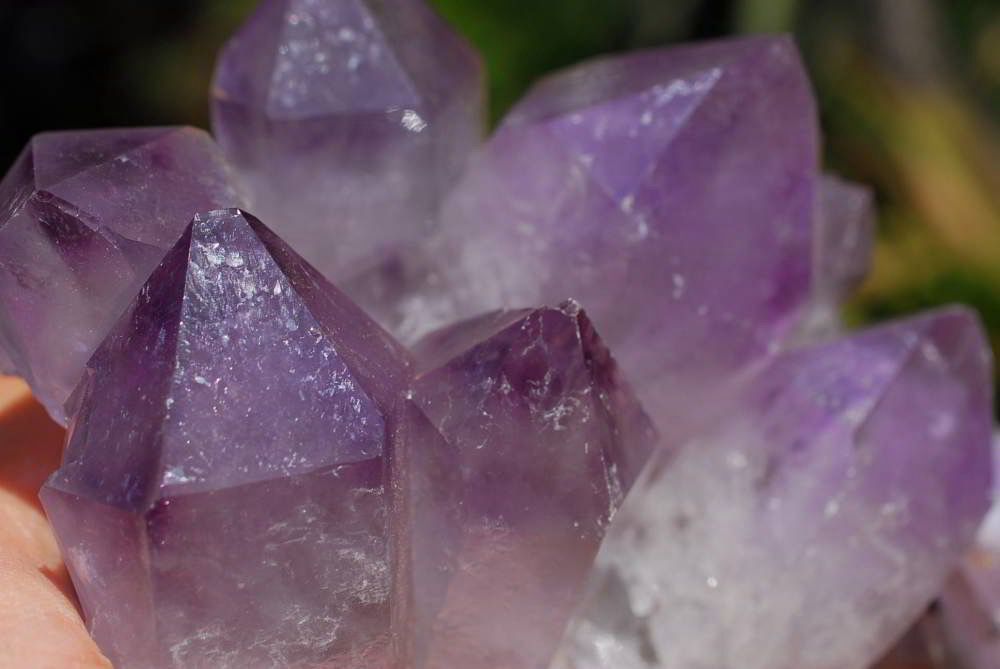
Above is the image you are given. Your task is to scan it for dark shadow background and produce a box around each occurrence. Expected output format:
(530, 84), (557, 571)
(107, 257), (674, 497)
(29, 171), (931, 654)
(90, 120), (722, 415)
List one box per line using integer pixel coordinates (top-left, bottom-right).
(1, 0), (998, 406)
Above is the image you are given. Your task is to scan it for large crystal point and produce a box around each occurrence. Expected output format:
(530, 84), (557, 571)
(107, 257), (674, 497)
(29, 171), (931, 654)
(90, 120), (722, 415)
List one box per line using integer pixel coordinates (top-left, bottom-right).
(211, 0), (485, 328)
(41, 209), (415, 668)
(0, 127), (242, 424)
(426, 35), (818, 441)
(410, 302), (658, 669)
(553, 307), (994, 669)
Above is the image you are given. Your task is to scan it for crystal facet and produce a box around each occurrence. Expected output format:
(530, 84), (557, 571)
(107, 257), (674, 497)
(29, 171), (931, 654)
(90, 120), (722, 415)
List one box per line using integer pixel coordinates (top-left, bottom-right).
(211, 0), (484, 330)
(0, 127), (242, 424)
(410, 303), (657, 669)
(42, 209), (415, 668)
(553, 307), (994, 669)
(423, 35), (818, 441)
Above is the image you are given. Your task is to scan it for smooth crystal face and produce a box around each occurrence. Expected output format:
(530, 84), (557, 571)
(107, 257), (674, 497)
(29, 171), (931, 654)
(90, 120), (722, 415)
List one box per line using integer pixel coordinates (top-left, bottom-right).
(211, 0), (485, 331)
(409, 303), (657, 669)
(0, 127), (242, 424)
(41, 210), (414, 669)
(421, 35), (819, 443)
(553, 307), (994, 669)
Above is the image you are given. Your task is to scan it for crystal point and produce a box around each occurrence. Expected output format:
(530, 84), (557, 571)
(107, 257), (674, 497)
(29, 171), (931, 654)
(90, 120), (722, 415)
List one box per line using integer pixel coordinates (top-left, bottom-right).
(42, 209), (413, 668)
(797, 174), (876, 337)
(411, 302), (658, 669)
(211, 0), (485, 330)
(426, 35), (819, 441)
(554, 307), (994, 669)
(0, 127), (242, 424)
(815, 174), (875, 302)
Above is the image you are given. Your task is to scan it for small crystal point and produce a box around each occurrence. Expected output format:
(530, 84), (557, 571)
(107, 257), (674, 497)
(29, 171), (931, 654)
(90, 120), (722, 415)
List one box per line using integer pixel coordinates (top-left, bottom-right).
(427, 35), (819, 442)
(211, 0), (485, 330)
(411, 302), (658, 669)
(554, 307), (994, 669)
(796, 174), (876, 338)
(0, 127), (242, 424)
(42, 209), (413, 668)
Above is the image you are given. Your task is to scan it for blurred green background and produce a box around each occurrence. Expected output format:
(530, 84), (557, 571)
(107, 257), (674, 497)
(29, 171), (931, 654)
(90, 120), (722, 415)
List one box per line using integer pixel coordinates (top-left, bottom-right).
(0, 0), (998, 408)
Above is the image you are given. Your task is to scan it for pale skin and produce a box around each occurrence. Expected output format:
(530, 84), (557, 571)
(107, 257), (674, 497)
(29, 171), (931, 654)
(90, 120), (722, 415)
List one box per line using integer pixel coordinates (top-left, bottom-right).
(0, 377), (109, 668)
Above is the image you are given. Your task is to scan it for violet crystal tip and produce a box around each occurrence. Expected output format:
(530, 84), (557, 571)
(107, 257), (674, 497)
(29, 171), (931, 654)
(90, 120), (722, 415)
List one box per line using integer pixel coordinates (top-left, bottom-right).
(428, 34), (820, 442)
(554, 305), (994, 669)
(0, 126), (243, 424)
(410, 301), (657, 669)
(42, 207), (412, 668)
(210, 0), (485, 332)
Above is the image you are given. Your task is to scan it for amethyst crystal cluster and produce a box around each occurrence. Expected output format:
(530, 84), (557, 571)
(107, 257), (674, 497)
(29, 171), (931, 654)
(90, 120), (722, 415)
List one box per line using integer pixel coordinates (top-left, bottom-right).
(0, 0), (992, 668)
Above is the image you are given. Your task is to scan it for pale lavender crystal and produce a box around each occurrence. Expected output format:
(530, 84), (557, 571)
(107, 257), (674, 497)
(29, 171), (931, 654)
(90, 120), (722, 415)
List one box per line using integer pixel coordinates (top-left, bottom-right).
(425, 35), (818, 441)
(815, 174), (875, 302)
(797, 174), (876, 338)
(410, 303), (657, 669)
(41, 209), (416, 668)
(211, 0), (484, 329)
(553, 307), (994, 669)
(0, 127), (242, 424)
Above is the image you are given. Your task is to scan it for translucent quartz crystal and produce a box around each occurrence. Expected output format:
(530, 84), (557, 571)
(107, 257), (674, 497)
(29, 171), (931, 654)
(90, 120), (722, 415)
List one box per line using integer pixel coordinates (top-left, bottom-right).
(39, 210), (656, 668)
(410, 303), (657, 669)
(797, 174), (876, 338)
(211, 0), (484, 330)
(814, 175), (876, 303)
(0, 127), (241, 424)
(41, 210), (415, 668)
(425, 35), (818, 442)
(552, 307), (994, 669)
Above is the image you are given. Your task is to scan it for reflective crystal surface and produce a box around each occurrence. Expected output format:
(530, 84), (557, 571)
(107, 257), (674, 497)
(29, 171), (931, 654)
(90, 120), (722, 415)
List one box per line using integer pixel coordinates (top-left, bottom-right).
(411, 303), (657, 669)
(211, 0), (484, 330)
(418, 35), (818, 442)
(0, 127), (242, 424)
(42, 209), (414, 668)
(5, 6), (993, 666)
(553, 308), (994, 669)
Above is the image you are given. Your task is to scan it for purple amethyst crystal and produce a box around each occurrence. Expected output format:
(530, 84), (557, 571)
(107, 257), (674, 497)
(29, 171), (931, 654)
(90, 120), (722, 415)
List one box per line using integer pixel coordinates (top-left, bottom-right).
(41, 209), (416, 668)
(1, 4), (991, 665)
(0, 127), (242, 424)
(211, 0), (484, 329)
(423, 35), (819, 441)
(410, 303), (657, 668)
(553, 307), (994, 669)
